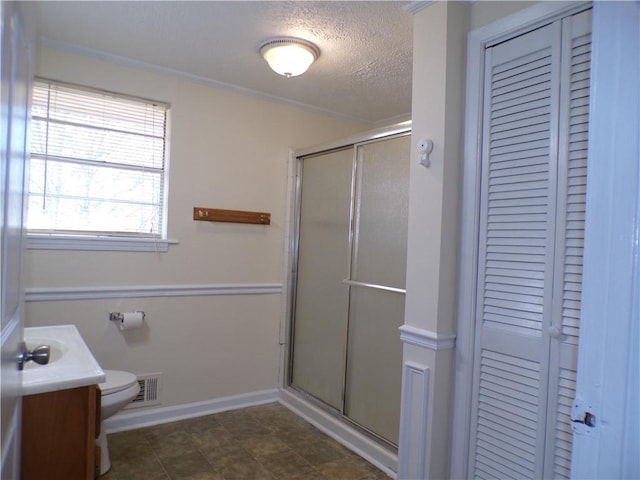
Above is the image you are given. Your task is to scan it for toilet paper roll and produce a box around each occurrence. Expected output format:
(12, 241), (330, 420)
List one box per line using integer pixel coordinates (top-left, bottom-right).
(119, 311), (144, 331)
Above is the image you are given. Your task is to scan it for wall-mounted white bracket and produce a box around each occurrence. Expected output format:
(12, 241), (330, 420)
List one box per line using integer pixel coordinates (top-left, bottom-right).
(418, 139), (434, 168)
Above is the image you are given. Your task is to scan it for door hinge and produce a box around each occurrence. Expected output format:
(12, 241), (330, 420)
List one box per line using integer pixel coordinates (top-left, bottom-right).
(571, 397), (596, 435)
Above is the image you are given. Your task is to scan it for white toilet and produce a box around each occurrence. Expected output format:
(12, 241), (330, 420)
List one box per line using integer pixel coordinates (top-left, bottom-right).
(98, 370), (140, 475)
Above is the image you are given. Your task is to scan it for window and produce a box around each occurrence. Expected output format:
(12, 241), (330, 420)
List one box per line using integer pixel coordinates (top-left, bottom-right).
(28, 79), (172, 250)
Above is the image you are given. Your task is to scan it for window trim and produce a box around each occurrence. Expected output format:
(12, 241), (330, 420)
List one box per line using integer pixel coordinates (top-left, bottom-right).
(26, 233), (179, 252)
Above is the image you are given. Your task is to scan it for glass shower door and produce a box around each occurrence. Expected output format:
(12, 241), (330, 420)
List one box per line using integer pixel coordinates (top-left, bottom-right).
(290, 132), (410, 446)
(344, 136), (410, 444)
(290, 147), (353, 410)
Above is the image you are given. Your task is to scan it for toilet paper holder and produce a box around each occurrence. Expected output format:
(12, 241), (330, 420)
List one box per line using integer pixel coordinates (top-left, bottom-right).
(109, 311), (145, 322)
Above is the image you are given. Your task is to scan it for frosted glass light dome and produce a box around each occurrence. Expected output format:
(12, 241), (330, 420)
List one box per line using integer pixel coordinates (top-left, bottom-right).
(259, 38), (320, 78)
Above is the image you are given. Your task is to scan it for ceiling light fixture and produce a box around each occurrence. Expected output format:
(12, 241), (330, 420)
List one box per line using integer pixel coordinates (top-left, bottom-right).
(259, 37), (320, 78)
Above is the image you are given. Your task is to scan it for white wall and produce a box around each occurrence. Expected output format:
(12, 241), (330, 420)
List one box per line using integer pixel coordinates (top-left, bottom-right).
(25, 46), (368, 408)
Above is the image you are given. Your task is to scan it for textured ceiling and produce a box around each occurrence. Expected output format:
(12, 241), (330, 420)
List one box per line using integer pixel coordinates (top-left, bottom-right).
(31, 1), (414, 125)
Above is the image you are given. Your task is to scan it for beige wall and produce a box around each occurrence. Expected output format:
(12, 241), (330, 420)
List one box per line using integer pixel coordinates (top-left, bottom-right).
(470, 1), (537, 31)
(25, 0), (541, 465)
(404, 1), (534, 337)
(402, 2), (469, 477)
(25, 46), (368, 407)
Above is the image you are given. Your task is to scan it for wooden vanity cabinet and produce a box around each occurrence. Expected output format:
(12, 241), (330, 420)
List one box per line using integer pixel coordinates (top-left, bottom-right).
(21, 385), (101, 480)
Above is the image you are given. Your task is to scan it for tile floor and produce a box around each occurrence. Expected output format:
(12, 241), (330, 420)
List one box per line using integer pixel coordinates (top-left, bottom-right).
(101, 402), (391, 480)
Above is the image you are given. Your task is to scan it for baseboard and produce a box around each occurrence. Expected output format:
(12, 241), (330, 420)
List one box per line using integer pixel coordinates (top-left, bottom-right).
(278, 389), (398, 478)
(104, 388), (279, 433)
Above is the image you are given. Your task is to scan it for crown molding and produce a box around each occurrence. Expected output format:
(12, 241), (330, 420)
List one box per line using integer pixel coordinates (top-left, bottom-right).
(373, 112), (411, 129)
(38, 37), (374, 127)
(403, 1), (436, 15)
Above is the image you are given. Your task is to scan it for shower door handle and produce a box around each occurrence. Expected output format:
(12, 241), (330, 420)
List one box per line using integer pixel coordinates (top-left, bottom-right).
(341, 279), (406, 294)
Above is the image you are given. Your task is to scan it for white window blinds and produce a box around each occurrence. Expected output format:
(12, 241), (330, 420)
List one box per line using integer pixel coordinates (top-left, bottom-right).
(29, 79), (168, 237)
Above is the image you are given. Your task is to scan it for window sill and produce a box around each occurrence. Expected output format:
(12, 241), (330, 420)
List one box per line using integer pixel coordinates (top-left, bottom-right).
(27, 234), (179, 252)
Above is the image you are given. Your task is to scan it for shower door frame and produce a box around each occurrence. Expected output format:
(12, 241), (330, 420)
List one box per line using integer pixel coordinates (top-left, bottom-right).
(283, 121), (411, 449)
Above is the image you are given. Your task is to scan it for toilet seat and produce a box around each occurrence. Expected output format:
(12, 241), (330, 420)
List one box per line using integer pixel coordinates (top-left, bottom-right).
(100, 369), (138, 395)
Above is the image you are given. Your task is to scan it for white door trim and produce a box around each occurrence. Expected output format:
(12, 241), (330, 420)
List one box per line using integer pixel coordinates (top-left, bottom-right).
(450, 2), (591, 478)
(570, 3), (640, 478)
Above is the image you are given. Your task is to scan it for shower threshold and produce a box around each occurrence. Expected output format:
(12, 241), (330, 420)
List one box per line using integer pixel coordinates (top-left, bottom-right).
(279, 386), (398, 478)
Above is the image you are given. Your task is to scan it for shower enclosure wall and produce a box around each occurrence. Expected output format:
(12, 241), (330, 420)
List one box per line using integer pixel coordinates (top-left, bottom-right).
(287, 124), (411, 449)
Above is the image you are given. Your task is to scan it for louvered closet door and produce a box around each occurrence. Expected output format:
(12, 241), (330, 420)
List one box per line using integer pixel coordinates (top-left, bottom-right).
(469, 9), (591, 479)
(544, 10), (591, 478)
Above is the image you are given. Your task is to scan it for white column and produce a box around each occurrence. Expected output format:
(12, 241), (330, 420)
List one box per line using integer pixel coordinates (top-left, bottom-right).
(398, 2), (469, 478)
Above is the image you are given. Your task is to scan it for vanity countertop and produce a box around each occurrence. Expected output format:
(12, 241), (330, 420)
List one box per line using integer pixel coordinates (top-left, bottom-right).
(22, 325), (105, 396)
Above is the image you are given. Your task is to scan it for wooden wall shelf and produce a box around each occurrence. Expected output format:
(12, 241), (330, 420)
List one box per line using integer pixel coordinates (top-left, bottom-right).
(193, 207), (271, 225)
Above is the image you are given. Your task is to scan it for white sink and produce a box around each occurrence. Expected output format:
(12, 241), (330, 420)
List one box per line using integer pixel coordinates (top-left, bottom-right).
(22, 325), (105, 396)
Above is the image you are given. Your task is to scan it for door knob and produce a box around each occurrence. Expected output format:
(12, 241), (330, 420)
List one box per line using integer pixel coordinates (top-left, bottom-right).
(547, 325), (562, 338)
(17, 342), (50, 370)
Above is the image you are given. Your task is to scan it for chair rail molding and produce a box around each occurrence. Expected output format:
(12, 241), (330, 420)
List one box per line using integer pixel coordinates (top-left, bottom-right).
(25, 283), (283, 302)
(398, 324), (456, 351)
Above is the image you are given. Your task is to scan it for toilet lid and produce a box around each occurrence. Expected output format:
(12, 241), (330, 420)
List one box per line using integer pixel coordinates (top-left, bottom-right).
(100, 369), (138, 395)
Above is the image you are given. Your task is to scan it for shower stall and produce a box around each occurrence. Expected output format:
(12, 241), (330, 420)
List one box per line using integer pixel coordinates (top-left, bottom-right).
(286, 123), (411, 450)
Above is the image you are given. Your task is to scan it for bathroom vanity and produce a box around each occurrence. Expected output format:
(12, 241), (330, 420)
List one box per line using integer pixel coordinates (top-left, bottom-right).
(20, 326), (106, 480)
(22, 385), (101, 479)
